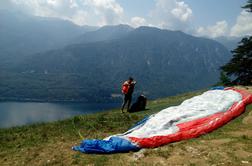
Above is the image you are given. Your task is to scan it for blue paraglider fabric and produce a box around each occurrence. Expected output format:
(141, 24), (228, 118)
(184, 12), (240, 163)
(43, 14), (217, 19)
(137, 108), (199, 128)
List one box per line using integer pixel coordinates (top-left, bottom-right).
(210, 86), (225, 90)
(72, 136), (140, 154)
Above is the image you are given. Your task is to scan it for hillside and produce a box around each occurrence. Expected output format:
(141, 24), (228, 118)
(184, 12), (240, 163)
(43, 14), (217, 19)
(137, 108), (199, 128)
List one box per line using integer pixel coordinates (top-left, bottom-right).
(0, 26), (232, 102)
(74, 24), (134, 44)
(214, 36), (244, 51)
(0, 9), (96, 70)
(0, 87), (251, 166)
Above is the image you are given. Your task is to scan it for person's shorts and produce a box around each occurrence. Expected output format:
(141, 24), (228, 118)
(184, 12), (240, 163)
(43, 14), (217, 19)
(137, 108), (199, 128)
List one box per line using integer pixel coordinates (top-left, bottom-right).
(124, 94), (132, 101)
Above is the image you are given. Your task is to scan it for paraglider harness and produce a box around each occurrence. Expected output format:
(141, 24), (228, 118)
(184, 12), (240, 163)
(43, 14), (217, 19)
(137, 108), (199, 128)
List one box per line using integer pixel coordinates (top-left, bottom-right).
(128, 95), (147, 113)
(121, 81), (136, 95)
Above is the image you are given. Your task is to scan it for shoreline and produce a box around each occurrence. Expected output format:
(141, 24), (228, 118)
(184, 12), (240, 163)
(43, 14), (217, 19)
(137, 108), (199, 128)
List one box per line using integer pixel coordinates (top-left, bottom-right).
(0, 97), (121, 104)
(0, 100), (121, 129)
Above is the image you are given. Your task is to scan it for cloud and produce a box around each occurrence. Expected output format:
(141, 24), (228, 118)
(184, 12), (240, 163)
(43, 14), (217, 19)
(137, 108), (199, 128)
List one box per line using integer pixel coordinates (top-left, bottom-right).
(85, 0), (124, 26)
(196, 10), (252, 38)
(171, 1), (192, 22)
(130, 17), (146, 28)
(196, 20), (229, 38)
(8, 0), (124, 26)
(150, 0), (193, 31)
(5, 0), (250, 38)
(230, 10), (252, 37)
(5, 0), (193, 29)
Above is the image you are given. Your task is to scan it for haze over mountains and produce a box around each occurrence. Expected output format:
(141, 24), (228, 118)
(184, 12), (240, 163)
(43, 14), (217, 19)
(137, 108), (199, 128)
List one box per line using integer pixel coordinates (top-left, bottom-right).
(0, 10), (232, 102)
(214, 36), (243, 51)
(74, 24), (134, 44)
(0, 10), (96, 69)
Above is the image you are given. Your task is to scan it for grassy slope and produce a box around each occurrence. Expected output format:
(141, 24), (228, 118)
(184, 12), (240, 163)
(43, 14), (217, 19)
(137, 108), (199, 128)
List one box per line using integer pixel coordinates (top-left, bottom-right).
(0, 87), (252, 166)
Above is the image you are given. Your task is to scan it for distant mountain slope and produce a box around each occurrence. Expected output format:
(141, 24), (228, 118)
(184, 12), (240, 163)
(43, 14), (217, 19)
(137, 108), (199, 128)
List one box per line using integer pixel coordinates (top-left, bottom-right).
(214, 36), (243, 51)
(0, 10), (96, 69)
(74, 24), (134, 44)
(2, 26), (232, 102)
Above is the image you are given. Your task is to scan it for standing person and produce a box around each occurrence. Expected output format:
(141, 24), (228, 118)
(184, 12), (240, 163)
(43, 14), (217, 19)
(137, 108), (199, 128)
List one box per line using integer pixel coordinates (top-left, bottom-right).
(121, 77), (136, 113)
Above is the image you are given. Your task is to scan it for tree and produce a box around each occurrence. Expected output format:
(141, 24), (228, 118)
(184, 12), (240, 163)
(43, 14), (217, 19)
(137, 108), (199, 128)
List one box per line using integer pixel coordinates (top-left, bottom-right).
(219, 71), (231, 86)
(243, 0), (252, 12)
(220, 0), (252, 85)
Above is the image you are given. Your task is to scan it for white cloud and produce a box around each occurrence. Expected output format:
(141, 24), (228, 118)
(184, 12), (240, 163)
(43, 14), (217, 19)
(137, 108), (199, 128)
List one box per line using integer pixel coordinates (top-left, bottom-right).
(6, 0), (250, 38)
(130, 17), (146, 28)
(196, 10), (252, 38)
(85, 0), (124, 26)
(9, 0), (124, 26)
(150, 0), (193, 31)
(230, 10), (252, 37)
(1, 0), (195, 38)
(11, 0), (77, 17)
(171, 1), (192, 22)
(71, 10), (88, 25)
(196, 20), (229, 38)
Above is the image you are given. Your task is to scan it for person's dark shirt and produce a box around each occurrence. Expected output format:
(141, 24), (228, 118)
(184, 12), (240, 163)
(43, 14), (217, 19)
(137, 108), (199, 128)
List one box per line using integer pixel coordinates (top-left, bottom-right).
(127, 81), (135, 95)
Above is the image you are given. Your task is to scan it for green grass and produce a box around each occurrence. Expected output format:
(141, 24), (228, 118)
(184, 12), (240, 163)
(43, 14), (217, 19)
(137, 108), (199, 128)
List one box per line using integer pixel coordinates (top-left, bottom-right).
(0, 89), (202, 151)
(0, 89), (252, 166)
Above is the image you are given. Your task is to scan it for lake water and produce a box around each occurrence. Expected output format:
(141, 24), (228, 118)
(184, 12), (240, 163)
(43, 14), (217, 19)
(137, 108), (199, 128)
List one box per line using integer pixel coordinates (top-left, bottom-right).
(0, 102), (120, 128)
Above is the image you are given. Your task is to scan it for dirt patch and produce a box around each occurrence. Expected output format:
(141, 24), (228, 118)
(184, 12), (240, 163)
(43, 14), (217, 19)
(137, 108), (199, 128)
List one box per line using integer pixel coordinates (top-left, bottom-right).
(1, 140), (78, 166)
(243, 111), (252, 125)
(166, 155), (191, 165)
(166, 154), (208, 166)
(208, 138), (233, 145)
(228, 130), (252, 138)
(235, 86), (252, 93)
(243, 115), (252, 125)
(234, 149), (252, 159)
(25, 141), (76, 166)
(141, 156), (166, 165)
(131, 149), (146, 161)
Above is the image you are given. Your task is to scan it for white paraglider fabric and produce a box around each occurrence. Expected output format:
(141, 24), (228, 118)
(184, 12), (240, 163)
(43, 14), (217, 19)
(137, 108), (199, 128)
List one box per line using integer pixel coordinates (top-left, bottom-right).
(125, 90), (242, 138)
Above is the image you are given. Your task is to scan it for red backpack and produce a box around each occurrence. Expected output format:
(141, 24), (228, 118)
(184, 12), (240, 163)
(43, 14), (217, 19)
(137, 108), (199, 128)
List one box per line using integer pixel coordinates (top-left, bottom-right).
(121, 82), (129, 94)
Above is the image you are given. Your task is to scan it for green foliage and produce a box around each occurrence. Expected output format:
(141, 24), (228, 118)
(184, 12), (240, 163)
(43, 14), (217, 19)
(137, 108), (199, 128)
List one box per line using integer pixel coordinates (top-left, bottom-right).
(221, 34), (252, 85)
(219, 71), (231, 86)
(242, 0), (252, 12)
(221, 1), (252, 85)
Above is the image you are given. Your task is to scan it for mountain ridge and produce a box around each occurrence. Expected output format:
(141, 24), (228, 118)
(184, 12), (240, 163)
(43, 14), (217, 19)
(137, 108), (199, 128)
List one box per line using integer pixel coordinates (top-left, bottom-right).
(0, 26), (232, 102)
(0, 9), (96, 69)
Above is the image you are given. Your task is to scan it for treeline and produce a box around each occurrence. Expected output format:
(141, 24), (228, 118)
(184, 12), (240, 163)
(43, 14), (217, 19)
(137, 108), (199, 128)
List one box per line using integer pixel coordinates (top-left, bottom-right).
(220, 0), (252, 86)
(0, 72), (114, 102)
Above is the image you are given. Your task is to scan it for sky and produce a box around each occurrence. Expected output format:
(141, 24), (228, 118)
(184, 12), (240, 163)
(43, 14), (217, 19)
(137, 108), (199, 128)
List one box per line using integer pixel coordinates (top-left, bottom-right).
(1, 0), (251, 38)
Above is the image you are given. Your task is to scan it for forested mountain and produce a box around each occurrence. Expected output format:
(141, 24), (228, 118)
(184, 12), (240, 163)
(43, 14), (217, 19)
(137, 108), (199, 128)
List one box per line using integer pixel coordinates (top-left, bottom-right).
(74, 24), (134, 44)
(0, 26), (232, 102)
(0, 9), (96, 69)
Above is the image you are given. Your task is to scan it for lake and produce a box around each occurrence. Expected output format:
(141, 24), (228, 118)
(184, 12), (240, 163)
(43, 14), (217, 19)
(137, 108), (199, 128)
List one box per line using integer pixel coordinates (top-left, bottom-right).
(0, 102), (120, 128)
